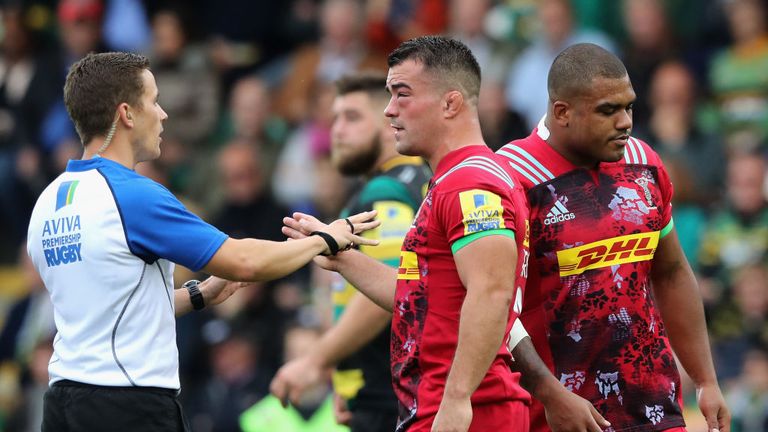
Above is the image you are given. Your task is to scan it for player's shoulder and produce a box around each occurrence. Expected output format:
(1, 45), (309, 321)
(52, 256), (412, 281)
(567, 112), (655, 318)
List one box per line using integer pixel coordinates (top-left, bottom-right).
(497, 136), (552, 190)
(99, 166), (177, 209)
(435, 152), (517, 194)
(619, 136), (665, 168)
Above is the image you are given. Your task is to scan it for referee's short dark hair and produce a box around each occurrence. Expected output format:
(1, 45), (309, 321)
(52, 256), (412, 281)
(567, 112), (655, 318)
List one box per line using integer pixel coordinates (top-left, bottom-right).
(64, 52), (150, 146)
(387, 35), (481, 105)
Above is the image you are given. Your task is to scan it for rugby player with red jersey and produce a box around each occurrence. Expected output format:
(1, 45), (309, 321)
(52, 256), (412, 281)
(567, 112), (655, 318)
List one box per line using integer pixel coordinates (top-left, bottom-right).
(284, 36), (535, 432)
(497, 44), (730, 432)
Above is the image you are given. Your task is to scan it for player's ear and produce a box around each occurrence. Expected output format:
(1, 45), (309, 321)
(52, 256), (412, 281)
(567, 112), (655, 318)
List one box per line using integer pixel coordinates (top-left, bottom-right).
(443, 90), (463, 119)
(551, 100), (570, 128)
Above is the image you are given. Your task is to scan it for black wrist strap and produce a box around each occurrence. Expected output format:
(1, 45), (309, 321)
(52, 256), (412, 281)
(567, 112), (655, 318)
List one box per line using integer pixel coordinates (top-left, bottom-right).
(183, 280), (205, 310)
(310, 231), (340, 256)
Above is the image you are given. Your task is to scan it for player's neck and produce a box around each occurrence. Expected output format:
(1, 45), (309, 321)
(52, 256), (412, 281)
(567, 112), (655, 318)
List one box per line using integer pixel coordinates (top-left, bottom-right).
(427, 119), (485, 168)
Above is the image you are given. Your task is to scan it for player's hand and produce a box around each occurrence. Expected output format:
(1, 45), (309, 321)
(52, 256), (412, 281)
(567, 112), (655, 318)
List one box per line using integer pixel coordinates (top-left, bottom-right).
(269, 355), (328, 407)
(541, 386), (610, 432)
(332, 393), (353, 426)
(431, 395), (472, 432)
(282, 211), (380, 255)
(697, 383), (730, 432)
(200, 276), (255, 306)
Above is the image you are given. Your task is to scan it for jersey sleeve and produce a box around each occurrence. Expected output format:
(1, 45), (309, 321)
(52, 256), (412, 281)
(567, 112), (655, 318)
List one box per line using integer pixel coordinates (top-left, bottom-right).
(109, 177), (228, 270)
(433, 175), (518, 254)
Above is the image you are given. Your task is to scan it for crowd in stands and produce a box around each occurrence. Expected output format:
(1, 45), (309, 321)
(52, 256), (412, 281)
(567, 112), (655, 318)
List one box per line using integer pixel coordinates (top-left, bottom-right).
(0, 0), (766, 430)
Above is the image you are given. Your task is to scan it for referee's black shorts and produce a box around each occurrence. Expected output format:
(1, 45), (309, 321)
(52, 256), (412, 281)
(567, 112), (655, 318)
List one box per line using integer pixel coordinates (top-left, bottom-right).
(42, 380), (190, 432)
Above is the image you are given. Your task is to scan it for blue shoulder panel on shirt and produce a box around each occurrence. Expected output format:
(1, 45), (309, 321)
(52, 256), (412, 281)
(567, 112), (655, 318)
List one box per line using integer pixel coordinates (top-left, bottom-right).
(96, 160), (227, 271)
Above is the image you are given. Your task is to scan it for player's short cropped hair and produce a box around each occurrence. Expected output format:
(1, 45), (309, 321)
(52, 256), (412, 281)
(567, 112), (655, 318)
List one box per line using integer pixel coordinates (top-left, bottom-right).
(335, 72), (388, 99)
(387, 35), (481, 104)
(547, 43), (628, 102)
(64, 52), (150, 146)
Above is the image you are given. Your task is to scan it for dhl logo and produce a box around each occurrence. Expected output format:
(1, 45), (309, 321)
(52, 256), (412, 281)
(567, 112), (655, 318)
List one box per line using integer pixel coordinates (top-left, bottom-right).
(556, 231), (659, 276)
(397, 250), (420, 280)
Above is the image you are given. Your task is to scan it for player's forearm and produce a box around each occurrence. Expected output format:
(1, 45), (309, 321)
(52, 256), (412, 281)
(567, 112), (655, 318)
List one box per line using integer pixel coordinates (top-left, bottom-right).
(204, 237), (326, 282)
(511, 336), (563, 403)
(312, 292), (392, 367)
(335, 250), (397, 311)
(443, 285), (512, 400)
(652, 262), (718, 386)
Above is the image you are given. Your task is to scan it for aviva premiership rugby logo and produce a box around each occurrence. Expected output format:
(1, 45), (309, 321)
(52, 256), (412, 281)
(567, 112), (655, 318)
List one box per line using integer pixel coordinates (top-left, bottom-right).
(458, 189), (505, 235)
(42, 180), (83, 267)
(56, 180), (79, 211)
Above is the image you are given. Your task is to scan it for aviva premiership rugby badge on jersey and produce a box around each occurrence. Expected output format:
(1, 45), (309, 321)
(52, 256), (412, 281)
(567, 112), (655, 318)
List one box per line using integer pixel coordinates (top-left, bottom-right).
(459, 189), (505, 235)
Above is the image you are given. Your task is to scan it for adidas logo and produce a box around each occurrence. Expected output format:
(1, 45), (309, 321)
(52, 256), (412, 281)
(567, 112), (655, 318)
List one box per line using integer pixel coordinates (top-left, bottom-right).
(544, 199), (576, 225)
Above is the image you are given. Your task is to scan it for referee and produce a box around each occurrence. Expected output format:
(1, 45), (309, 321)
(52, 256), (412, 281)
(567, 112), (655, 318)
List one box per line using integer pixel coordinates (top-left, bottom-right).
(26, 52), (378, 432)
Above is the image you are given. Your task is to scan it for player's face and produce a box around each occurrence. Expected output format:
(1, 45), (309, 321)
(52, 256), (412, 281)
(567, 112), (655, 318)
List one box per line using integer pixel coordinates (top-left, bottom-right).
(331, 91), (382, 176)
(568, 75), (635, 164)
(132, 69), (168, 163)
(384, 60), (444, 157)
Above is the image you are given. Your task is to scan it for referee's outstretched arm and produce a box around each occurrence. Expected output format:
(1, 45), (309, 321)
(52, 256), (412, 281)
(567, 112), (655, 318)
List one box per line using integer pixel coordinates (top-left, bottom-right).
(203, 211), (379, 282)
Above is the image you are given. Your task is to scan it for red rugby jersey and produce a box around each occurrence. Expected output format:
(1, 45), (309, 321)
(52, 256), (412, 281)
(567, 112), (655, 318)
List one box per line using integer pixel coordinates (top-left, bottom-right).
(497, 126), (684, 432)
(392, 145), (531, 431)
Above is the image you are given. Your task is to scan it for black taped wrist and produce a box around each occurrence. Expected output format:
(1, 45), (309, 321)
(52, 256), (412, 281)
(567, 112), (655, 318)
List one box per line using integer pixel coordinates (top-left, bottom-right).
(310, 231), (340, 256)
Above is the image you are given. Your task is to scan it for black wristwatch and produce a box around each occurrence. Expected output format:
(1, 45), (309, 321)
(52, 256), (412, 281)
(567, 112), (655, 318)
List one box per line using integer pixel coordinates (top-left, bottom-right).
(182, 279), (205, 311)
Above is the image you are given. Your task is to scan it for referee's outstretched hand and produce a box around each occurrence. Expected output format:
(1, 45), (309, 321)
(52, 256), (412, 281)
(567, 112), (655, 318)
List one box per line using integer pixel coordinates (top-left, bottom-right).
(282, 210), (380, 259)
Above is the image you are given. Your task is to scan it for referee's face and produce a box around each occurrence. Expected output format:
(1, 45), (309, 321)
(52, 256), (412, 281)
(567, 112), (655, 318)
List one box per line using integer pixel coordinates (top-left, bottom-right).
(331, 91), (381, 176)
(132, 69), (168, 163)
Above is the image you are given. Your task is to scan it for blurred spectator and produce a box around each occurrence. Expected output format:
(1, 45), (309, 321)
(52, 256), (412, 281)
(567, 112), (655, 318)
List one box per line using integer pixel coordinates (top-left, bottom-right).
(3, 338), (53, 432)
(0, 4), (61, 263)
(0, 247), (55, 430)
(478, 79), (528, 150)
(365, 0), (448, 54)
(203, 0), (295, 96)
(0, 247), (55, 366)
(504, 0), (616, 129)
(213, 76), (288, 180)
(273, 0), (387, 125)
(699, 152), (768, 294)
(211, 139), (289, 242)
(724, 347), (768, 432)
(191, 326), (269, 432)
(57, 0), (107, 65)
(663, 159), (707, 269)
(709, 0), (768, 152)
(272, 82), (342, 214)
(150, 5), (219, 150)
(240, 323), (348, 432)
(620, 0), (679, 131)
(642, 60), (725, 204)
(709, 264), (768, 380)
(102, 0), (151, 52)
(448, 0), (517, 83)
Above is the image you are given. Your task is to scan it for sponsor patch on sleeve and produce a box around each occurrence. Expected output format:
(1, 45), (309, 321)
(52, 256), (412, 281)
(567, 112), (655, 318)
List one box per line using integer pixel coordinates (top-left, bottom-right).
(458, 189), (505, 235)
(397, 250), (420, 280)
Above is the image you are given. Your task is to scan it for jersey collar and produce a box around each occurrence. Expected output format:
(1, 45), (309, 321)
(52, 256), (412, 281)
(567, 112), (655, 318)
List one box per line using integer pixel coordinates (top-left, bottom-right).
(432, 144), (494, 180)
(66, 157), (132, 173)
